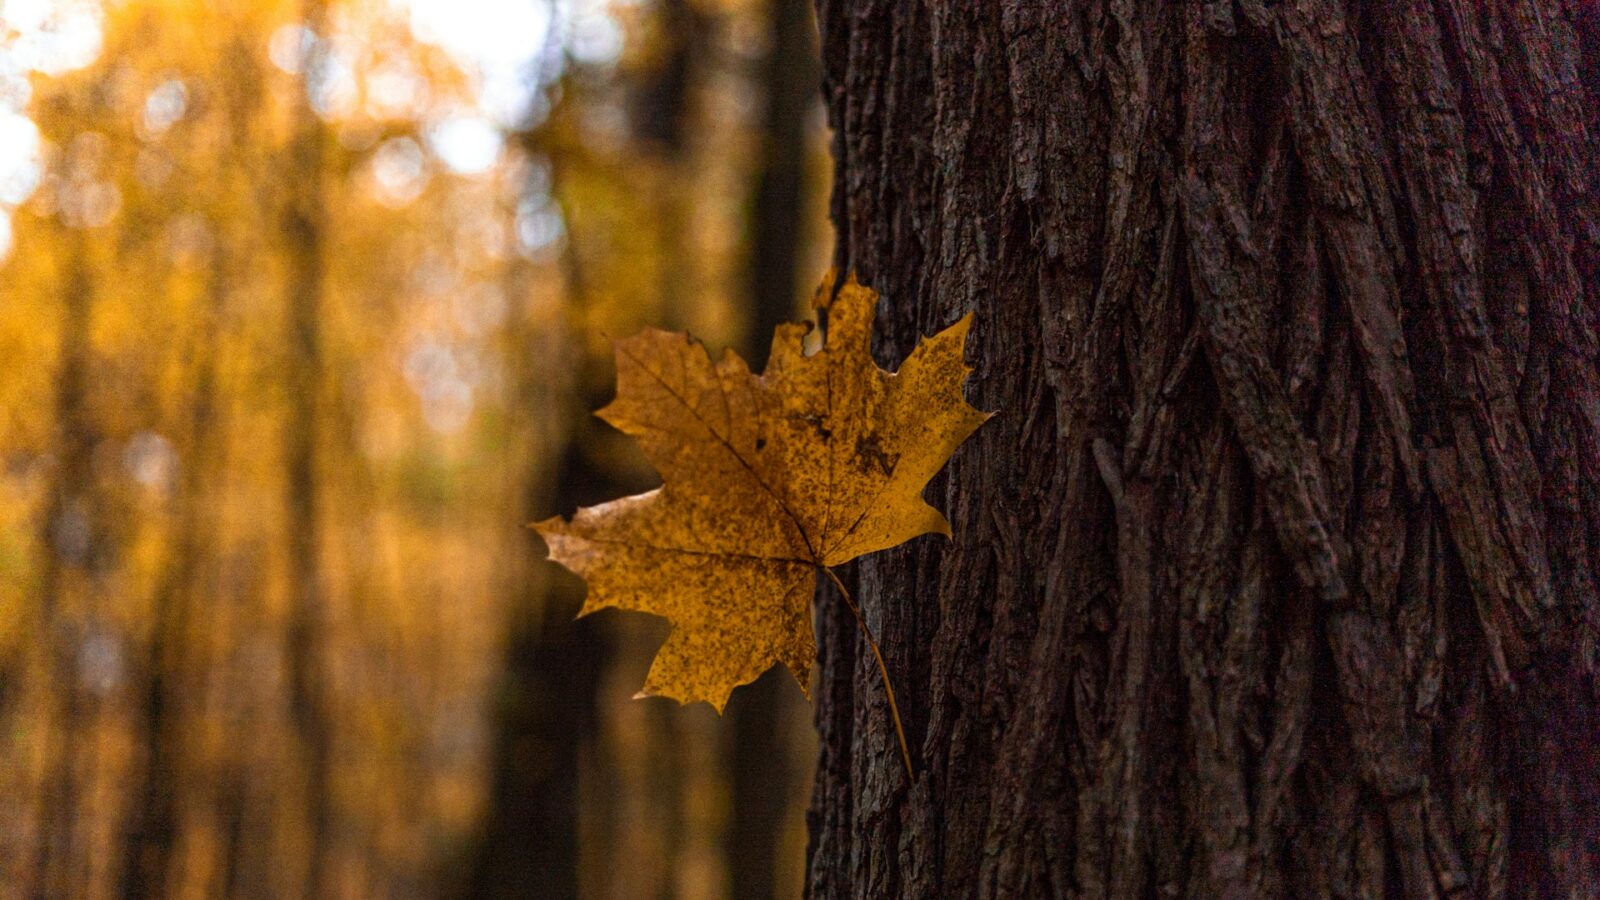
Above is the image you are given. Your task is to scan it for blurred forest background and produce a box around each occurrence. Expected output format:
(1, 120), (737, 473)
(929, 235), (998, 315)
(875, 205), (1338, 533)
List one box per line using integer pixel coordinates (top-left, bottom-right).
(0, 0), (828, 897)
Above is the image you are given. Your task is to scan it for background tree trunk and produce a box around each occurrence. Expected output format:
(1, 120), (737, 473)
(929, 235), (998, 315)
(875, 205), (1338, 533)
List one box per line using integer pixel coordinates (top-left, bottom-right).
(465, 357), (625, 900)
(118, 34), (260, 895)
(467, 3), (709, 895)
(283, 0), (335, 891)
(116, 227), (228, 900)
(724, 0), (819, 898)
(30, 225), (103, 900)
(806, 1), (1600, 897)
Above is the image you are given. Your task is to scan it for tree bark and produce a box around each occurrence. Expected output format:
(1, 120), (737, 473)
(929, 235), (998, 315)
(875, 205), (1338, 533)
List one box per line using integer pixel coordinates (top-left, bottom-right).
(805, 1), (1600, 897)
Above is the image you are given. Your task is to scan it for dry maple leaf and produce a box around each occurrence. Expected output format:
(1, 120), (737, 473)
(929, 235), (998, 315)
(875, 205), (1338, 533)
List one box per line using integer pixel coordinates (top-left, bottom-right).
(533, 274), (989, 712)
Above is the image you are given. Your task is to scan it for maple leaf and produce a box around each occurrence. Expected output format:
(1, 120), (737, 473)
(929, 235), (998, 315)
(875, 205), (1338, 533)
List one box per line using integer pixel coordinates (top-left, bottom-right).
(533, 274), (989, 712)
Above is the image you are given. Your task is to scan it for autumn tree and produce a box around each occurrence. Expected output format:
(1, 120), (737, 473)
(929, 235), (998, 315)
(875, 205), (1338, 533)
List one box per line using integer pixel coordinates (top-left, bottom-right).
(2, 1), (552, 895)
(471, 0), (826, 895)
(723, 1), (819, 898)
(119, 18), (264, 896)
(804, 1), (1600, 897)
(279, 0), (337, 892)
(27, 51), (149, 900)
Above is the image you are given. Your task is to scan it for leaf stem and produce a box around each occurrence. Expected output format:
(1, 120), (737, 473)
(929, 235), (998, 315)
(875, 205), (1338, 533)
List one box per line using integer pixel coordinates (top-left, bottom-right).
(821, 566), (916, 784)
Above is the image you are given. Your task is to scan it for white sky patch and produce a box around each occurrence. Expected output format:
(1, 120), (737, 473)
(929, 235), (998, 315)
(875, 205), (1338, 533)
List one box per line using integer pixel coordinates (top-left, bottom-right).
(2, 0), (58, 34)
(2, 0), (102, 75)
(141, 79), (188, 136)
(0, 0), (100, 252)
(307, 48), (359, 118)
(515, 201), (564, 257)
(123, 430), (178, 492)
(268, 24), (315, 74)
(0, 112), (41, 205)
(0, 58), (31, 113)
(569, 8), (623, 65)
(398, 0), (619, 129)
(365, 57), (428, 118)
(370, 135), (428, 205)
(428, 115), (501, 175)
(402, 0), (552, 76)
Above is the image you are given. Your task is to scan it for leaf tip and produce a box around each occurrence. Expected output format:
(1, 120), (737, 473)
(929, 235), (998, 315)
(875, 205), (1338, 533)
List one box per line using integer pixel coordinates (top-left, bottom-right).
(527, 515), (563, 539)
(811, 267), (841, 311)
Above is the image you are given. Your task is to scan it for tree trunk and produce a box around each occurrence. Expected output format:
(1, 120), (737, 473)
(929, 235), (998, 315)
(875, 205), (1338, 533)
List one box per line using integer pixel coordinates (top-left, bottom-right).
(724, 0), (819, 898)
(119, 35), (261, 895)
(465, 355), (626, 900)
(30, 225), (102, 900)
(805, 1), (1600, 897)
(283, 1), (335, 892)
(117, 237), (228, 900)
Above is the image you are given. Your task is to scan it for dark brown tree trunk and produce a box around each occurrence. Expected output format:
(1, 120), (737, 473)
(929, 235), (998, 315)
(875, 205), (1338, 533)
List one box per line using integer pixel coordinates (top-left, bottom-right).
(30, 226), (102, 900)
(283, 1), (335, 892)
(806, 1), (1600, 897)
(117, 239), (229, 900)
(119, 36), (260, 896)
(465, 122), (655, 900)
(725, 0), (820, 898)
(742, 0), (819, 358)
(465, 354), (628, 900)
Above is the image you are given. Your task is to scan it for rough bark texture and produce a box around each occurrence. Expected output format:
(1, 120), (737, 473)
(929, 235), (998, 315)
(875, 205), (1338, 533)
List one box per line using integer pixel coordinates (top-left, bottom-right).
(806, 1), (1600, 897)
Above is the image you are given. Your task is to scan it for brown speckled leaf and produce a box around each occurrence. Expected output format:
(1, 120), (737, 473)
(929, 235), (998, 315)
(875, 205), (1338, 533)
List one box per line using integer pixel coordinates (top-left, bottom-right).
(533, 274), (989, 711)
